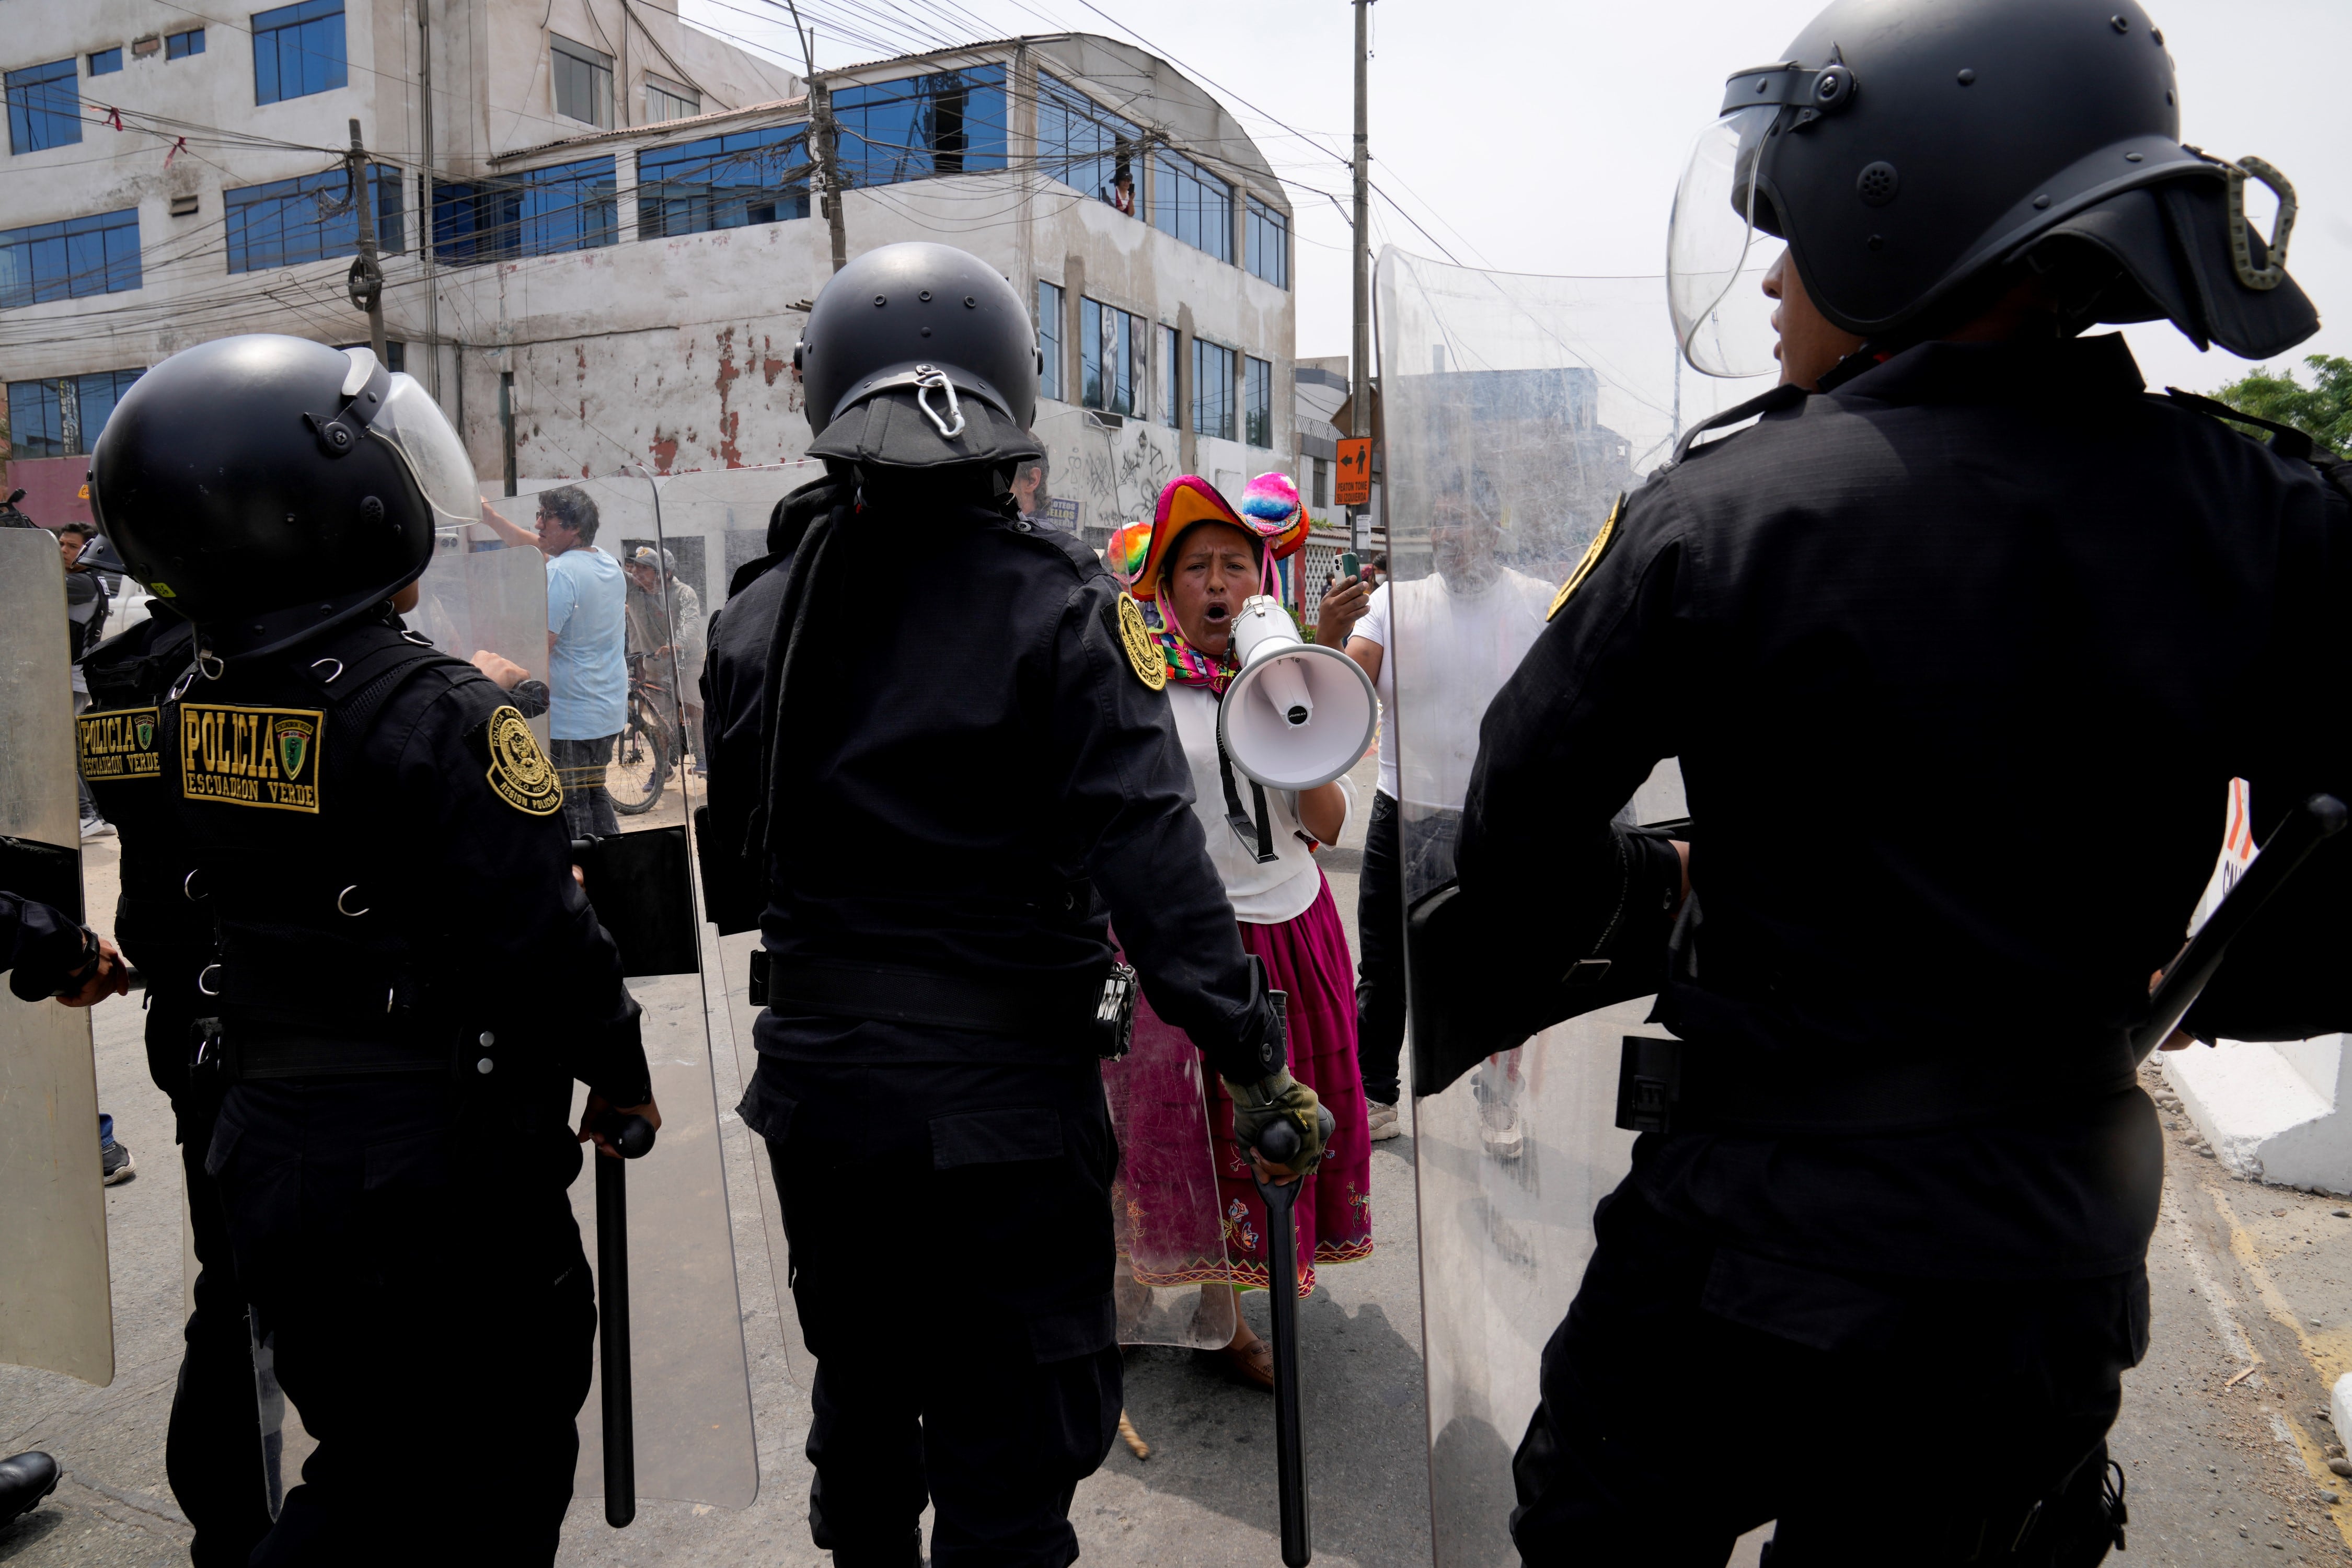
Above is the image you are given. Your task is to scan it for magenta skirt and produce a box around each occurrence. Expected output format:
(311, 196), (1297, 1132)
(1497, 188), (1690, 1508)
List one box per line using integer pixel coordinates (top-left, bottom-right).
(1114, 872), (1373, 1298)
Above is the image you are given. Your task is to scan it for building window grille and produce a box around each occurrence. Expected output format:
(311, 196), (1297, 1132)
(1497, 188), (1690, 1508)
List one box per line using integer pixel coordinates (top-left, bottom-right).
(433, 157), (617, 265)
(0, 207), (141, 309)
(637, 125), (809, 237)
(1036, 72), (1139, 215)
(166, 29), (206, 61)
(1193, 339), (1236, 441)
(1036, 280), (1065, 402)
(252, 0), (347, 105)
(1246, 196), (1289, 290)
(645, 75), (701, 123)
(88, 49), (123, 77)
(226, 163), (403, 272)
(6, 60), (80, 155)
(550, 34), (614, 129)
(1244, 355), (1273, 448)
(1159, 325), (1179, 428)
(1080, 298), (1146, 418)
(832, 66), (1007, 188)
(7, 368), (144, 459)
(1152, 148), (1232, 264)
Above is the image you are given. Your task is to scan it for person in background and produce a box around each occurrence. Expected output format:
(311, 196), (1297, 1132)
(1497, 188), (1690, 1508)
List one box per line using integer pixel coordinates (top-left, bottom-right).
(1011, 454), (1052, 525)
(1108, 473), (1374, 1387)
(58, 523), (114, 841)
(1315, 474), (1552, 1145)
(497, 488), (627, 839)
(625, 546), (706, 769)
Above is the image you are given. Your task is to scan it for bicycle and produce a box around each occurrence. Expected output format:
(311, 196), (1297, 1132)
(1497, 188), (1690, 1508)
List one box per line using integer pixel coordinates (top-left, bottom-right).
(608, 652), (683, 816)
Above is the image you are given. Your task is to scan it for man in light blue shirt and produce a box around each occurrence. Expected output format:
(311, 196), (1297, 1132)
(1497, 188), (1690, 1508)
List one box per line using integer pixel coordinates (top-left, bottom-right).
(534, 486), (626, 837)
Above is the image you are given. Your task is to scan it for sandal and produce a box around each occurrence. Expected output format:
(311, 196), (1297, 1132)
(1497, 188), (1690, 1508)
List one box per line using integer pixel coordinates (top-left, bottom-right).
(1203, 1329), (1275, 1391)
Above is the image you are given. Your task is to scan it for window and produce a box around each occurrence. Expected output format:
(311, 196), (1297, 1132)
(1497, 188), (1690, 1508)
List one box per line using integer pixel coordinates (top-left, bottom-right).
(645, 75), (700, 123)
(88, 49), (122, 77)
(1080, 298), (1146, 417)
(1159, 325), (1179, 428)
(1153, 149), (1232, 263)
(833, 66), (1007, 188)
(167, 29), (206, 60)
(7, 368), (143, 459)
(1246, 196), (1289, 290)
(1310, 457), (1329, 510)
(1036, 72), (1139, 214)
(0, 208), (141, 309)
(638, 125), (809, 238)
(1193, 339), (1235, 441)
(226, 163), (403, 273)
(550, 35), (613, 129)
(433, 157), (617, 264)
(1036, 280), (1064, 402)
(252, 1), (347, 105)
(1244, 356), (1273, 448)
(6, 60), (80, 155)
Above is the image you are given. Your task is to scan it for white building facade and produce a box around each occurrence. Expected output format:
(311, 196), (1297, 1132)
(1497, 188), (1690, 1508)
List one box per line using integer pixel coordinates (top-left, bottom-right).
(1, 7), (1298, 551)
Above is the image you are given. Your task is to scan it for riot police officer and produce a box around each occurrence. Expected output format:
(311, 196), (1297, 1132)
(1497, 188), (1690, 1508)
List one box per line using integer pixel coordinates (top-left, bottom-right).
(90, 334), (660, 1565)
(1444, 1), (2350, 1561)
(700, 243), (1325, 1567)
(77, 598), (279, 1563)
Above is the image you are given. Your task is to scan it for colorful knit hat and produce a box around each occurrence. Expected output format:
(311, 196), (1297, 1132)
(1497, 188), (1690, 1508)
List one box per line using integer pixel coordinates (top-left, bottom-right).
(1114, 475), (1306, 599)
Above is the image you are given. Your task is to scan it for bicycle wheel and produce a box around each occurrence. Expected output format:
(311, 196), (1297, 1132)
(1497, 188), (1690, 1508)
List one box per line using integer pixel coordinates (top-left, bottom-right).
(607, 708), (672, 816)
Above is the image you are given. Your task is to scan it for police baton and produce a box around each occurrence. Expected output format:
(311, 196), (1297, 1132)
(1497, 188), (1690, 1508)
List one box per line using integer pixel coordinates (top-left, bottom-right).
(1251, 1114), (1316, 1567)
(592, 1110), (657, 1528)
(2132, 792), (2347, 1064)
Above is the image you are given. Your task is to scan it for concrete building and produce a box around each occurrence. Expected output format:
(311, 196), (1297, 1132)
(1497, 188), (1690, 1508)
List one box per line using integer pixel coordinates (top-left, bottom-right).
(1, 6), (1300, 582)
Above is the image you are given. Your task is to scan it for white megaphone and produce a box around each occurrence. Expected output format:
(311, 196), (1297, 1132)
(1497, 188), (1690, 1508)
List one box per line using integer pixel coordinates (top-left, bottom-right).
(1217, 595), (1379, 792)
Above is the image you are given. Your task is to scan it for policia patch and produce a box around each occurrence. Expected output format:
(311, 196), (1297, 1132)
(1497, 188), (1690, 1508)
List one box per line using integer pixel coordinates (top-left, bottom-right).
(1549, 491), (1627, 622)
(180, 704), (324, 813)
(1115, 595), (1168, 691)
(78, 706), (162, 781)
(484, 705), (563, 816)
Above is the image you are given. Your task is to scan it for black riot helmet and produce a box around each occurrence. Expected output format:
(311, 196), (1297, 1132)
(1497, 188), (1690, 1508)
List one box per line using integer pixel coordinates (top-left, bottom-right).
(795, 243), (1043, 470)
(1668, 0), (2318, 376)
(90, 335), (480, 660)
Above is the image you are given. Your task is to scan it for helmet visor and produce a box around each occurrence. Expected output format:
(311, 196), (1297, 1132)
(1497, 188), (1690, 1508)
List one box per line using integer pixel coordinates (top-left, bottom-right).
(369, 372), (481, 524)
(1667, 106), (1781, 379)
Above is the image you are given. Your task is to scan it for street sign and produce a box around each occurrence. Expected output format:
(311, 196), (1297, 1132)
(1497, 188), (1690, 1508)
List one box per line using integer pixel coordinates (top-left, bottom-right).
(1335, 437), (1373, 506)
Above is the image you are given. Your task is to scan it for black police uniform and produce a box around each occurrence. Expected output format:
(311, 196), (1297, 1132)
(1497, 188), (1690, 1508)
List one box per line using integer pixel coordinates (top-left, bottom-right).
(1462, 334), (2351, 1562)
(160, 609), (649, 1565)
(0, 891), (97, 999)
(78, 611), (276, 1565)
(706, 477), (1283, 1568)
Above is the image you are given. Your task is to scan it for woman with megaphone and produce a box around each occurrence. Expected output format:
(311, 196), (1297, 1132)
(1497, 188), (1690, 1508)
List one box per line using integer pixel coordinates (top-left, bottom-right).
(1105, 473), (1378, 1390)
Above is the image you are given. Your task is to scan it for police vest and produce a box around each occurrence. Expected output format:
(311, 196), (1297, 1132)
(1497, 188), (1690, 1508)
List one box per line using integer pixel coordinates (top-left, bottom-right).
(160, 619), (480, 1053)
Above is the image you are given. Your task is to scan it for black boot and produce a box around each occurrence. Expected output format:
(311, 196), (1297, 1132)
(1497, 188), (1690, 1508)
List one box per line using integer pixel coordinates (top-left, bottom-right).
(0, 1451), (60, 1528)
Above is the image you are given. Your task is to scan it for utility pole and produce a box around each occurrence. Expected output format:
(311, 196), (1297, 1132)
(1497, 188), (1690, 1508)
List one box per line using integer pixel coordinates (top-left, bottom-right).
(785, 4), (848, 273)
(346, 118), (389, 365)
(418, 3), (440, 398)
(1350, 0), (1373, 556)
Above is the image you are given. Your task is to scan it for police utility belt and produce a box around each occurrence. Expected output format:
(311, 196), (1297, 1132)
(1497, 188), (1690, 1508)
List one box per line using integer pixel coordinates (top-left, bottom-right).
(747, 950), (1139, 1058)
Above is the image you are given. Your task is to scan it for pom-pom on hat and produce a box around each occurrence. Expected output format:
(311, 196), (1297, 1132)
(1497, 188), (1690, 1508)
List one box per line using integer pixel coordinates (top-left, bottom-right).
(1239, 471), (1309, 558)
(1111, 475), (1308, 599)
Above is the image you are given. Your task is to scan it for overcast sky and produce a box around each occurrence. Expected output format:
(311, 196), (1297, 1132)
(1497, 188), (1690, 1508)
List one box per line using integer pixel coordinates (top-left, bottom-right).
(684, 0), (2348, 399)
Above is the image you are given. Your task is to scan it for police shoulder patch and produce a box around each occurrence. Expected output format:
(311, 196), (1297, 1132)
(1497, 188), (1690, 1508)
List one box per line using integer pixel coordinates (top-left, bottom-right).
(1115, 594), (1168, 691)
(1549, 491), (1627, 622)
(484, 706), (563, 817)
(79, 705), (162, 782)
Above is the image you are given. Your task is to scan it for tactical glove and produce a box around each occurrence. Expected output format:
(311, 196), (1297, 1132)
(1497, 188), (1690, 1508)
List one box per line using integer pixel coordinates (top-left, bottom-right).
(1224, 1070), (1335, 1173)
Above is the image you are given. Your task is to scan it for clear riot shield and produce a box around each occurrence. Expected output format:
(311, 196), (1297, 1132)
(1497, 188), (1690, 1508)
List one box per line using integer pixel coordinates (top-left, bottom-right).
(499, 471), (761, 1512)
(0, 527), (113, 1387)
(1376, 247), (1766, 1564)
(410, 527), (554, 750)
(1102, 1016), (1241, 1349)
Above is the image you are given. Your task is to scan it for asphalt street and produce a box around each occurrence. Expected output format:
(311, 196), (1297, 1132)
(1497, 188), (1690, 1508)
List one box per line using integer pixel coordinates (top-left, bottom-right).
(4, 754), (2346, 1566)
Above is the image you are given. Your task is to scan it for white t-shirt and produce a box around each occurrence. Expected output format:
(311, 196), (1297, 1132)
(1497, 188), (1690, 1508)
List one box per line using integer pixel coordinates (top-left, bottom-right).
(1351, 569), (1555, 809)
(1169, 684), (1353, 926)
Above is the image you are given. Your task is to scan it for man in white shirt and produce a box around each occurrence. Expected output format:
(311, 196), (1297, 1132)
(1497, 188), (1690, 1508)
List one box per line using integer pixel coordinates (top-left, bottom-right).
(1318, 475), (1555, 1137)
